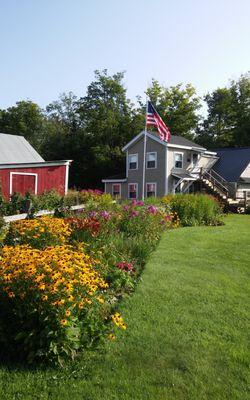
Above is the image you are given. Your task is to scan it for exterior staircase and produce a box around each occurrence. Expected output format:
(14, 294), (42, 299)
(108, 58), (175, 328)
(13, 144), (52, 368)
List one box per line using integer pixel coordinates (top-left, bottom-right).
(199, 168), (240, 208)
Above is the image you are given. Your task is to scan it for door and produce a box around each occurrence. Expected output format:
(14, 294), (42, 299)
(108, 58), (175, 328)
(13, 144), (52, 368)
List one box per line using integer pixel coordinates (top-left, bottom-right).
(10, 173), (37, 195)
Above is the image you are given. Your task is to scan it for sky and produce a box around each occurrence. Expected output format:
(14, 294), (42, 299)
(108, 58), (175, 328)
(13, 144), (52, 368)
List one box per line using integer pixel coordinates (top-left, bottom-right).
(0, 0), (249, 111)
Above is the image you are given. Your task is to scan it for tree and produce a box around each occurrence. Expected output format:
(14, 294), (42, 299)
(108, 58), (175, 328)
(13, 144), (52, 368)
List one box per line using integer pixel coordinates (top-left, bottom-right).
(0, 101), (46, 151)
(230, 73), (250, 147)
(76, 70), (138, 187)
(197, 72), (250, 148)
(145, 80), (201, 139)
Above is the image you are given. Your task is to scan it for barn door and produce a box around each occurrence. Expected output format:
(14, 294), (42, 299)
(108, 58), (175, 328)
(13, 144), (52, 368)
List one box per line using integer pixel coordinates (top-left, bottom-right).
(10, 173), (37, 195)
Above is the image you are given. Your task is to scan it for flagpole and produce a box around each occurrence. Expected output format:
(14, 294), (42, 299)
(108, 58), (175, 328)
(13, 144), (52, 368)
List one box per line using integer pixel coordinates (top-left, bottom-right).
(142, 96), (148, 200)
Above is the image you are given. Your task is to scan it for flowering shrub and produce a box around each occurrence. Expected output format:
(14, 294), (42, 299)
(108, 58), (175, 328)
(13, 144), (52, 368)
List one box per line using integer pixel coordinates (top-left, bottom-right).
(65, 216), (101, 238)
(0, 244), (109, 364)
(118, 202), (179, 245)
(5, 216), (72, 249)
(116, 262), (134, 272)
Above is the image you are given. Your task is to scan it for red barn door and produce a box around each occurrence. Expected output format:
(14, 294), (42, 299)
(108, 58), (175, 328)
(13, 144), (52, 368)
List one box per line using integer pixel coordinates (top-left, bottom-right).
(11, 173), (37, 195)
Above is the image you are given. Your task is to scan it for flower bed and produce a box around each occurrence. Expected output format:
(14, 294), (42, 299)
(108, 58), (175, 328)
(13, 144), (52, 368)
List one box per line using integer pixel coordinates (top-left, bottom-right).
(0, 198), (179, 364)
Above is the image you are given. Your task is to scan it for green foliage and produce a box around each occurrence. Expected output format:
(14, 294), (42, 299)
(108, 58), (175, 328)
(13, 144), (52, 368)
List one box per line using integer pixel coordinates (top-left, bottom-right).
(146, 79), (201, 139)
(197, 72), (250, 148)
(162, 194), (223, 226)
(0, 100), (47, 152)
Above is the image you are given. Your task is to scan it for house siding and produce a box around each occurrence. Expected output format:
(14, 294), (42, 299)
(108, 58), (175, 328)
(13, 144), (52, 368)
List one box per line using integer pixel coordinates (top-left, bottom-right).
(105, 182), (127, 198)
(127, 136), (166, 198)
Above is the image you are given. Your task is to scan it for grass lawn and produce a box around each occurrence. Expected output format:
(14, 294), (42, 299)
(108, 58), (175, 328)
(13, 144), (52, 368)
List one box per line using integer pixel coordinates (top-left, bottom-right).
(0, 214), (249, 400)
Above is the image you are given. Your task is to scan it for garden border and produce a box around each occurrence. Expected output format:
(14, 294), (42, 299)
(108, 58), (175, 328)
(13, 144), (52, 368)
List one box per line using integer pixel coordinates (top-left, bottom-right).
(3, 204), (85, 223)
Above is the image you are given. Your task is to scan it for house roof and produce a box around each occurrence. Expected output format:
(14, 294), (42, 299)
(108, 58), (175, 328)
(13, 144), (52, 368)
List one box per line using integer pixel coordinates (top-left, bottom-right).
(213, 147), (250, 182)
(0, 133), (45, 164)
(123, 131), (206, 151)
(169, 135), (205, 149)
(102, 173), (127, 182)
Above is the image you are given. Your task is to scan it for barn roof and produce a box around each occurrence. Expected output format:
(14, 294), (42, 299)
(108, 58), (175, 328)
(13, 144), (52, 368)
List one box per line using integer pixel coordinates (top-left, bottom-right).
(0, 133), (44, 164)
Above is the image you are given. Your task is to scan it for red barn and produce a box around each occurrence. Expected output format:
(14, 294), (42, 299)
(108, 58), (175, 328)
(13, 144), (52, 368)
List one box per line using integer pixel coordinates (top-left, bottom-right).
(0, 133), (72, 200)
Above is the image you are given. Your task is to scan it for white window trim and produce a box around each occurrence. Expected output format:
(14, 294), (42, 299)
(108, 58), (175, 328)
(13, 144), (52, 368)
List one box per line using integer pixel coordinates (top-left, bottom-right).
(146, 182), (157, 198)
(112, 183), (121, 197)
(146, 152), (157, 169)
(174, 152), (184, 169)
(10, 172), (38, 195)
(128, 183), (138, 199)
(128, 153), (138, 170)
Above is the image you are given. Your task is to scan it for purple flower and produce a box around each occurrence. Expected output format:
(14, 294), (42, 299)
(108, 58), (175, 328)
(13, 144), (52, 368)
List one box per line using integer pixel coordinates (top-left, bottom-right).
(89, 211), (98, 218)
(123, 205), (130, 212)
(165, 214), (172, 221)
(100, 210), (110, 219)
(137, 201), (144, 206)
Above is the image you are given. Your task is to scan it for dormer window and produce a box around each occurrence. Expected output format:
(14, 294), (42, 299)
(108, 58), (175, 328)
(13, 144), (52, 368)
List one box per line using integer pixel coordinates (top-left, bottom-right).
(128, 154), (138, 170)
(174, 153), (183, 169)
(146, 152), (157, 169)
(192, 153), (199, 166)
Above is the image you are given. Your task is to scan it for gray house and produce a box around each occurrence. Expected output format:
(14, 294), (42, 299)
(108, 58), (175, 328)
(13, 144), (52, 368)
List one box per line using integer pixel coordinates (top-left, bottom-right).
(102, 131), (250, 206)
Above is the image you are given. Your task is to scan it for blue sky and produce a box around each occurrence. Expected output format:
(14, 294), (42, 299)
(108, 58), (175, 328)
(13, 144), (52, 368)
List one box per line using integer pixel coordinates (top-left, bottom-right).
(0, 0), (249, 111)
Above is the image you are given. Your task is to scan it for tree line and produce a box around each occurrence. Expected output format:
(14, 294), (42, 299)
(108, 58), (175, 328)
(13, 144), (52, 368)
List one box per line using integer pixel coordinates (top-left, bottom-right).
(0, 70), (249, 188)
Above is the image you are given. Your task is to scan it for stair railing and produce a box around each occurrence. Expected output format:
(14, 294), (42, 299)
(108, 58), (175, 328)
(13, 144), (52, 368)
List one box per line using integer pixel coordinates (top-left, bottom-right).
(200, 168), (229, 197)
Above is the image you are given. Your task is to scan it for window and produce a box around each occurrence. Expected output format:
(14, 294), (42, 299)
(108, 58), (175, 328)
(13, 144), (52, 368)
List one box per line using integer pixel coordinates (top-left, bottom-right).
(174, 153), (183, 169)
(128, 183), (138, 199)
(128, 154), (138, 170)
(112, 183), (121, 197)
(192, 153), (199, 166)
(146, 183), (156, 197)
(146, 152), (157, 169)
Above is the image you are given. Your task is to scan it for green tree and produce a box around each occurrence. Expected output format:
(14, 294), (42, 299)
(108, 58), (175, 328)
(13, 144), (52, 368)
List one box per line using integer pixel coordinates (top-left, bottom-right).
(0, 101), (46, 151)
(145, 79), (201, 139)
(197, 72), (250, 148)
(76, 70), (138, 187)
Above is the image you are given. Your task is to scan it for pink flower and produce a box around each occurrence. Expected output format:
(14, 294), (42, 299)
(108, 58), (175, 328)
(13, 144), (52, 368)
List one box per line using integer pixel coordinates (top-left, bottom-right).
(130, 210), (139, 218)
(147, 205), (158, 214)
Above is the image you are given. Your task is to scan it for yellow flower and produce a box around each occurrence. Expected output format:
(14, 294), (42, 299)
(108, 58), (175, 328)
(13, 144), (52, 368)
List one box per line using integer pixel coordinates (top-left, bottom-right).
(60, 319), (67, 326)
(108, 334), (116, 341)
(65, 310), (71, 317)
(8, 291), (15, 298)
(96, 296), (105, 304)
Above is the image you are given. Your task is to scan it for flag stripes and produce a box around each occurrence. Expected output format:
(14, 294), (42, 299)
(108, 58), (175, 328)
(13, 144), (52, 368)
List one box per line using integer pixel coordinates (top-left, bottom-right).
(146, 101), (171, 142)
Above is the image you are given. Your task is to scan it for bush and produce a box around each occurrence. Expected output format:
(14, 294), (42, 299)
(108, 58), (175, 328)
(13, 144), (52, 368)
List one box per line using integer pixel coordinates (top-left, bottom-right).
(162, 194), (223, 226)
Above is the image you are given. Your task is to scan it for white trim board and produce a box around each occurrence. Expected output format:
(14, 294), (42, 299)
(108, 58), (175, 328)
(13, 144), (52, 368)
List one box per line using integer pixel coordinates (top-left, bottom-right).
(0, 160), (72, 170)
(122, 130), (206, 152)
(10, 172), (38, 195)
(102, 179), (127, 183)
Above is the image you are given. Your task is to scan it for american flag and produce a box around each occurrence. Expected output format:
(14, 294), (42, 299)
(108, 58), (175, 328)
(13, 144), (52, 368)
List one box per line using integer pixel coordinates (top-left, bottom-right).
(146, 100), (171, 142)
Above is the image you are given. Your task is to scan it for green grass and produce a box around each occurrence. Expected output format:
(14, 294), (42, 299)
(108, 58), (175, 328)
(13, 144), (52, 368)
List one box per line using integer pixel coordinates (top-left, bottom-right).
(0, 215), (249, 399)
